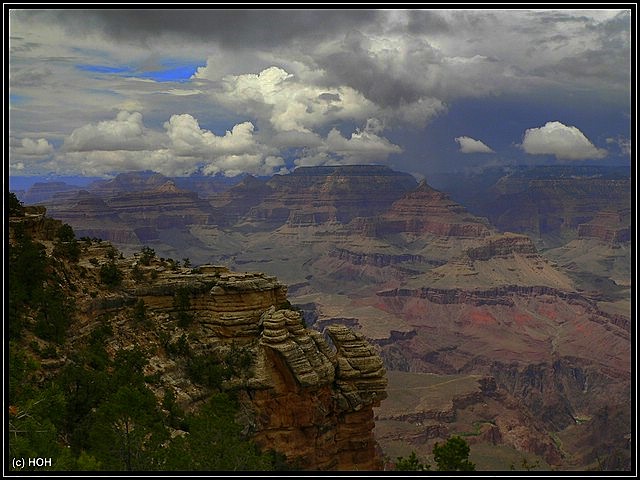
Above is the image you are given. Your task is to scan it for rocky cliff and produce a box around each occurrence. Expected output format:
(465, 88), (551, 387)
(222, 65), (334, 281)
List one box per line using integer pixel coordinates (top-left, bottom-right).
(481, 175), (631, 246)
(357, 180), (492, 238)
(238, 165), (417, 228)
(45, 190), (140, 244)
(577, 209), (630, 244)
(41, 181), (215, 245)
(12, 210), (387, 473)
(127, 265), (387, 470)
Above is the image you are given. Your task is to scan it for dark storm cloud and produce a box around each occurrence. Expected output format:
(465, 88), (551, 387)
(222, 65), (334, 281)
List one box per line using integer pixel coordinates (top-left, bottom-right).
(405, 10), (452, 34)
(14, 9), (382, 48)
(316, 31), (441, 109)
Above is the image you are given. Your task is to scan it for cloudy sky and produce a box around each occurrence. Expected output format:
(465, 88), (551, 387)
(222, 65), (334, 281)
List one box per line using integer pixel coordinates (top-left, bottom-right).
(8, 8), (632, 179)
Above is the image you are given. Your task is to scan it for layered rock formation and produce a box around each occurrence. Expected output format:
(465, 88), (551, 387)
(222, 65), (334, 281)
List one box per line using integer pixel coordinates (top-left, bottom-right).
(358, 180), (492, 238)
(480, 171), (631, 245)
(210, 175), (274, 227)
(45, 190), (140, 244)
(41, 181), (216, 246)
(20, 181), (81, 204)
(108, 181), (214, 238)
(126, 264), (388, 470)
(577, 209), (630, 243)
(463, 233), (538, 261)
(239, 165), (417, 228)
(88, 171), (172, 197)
(248, 311), (387, 470)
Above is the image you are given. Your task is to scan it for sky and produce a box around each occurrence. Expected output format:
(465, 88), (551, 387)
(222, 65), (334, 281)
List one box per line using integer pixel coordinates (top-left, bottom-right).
(7, 8), (632, 179)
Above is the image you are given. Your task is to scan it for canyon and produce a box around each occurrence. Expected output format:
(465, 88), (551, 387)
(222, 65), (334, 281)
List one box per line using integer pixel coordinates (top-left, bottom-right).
(12, 164), (632, 470)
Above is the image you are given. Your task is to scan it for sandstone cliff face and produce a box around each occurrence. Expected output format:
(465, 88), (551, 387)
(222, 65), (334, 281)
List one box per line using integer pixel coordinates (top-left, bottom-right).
(360, 180), (492, 238)
(463, 233), (538, 261)
(577, 209), (630, 243)
(483, 177), (631, 244)
(129, 265), (388, 470)
(45, 190), (140, 244)
(20, 181), (81, 204)
(238, 165), (417, 228)
(42, 182), (216, 244)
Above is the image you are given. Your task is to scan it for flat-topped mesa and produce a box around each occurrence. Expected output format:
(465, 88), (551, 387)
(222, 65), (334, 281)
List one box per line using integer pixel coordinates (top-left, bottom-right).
(359, 180), (492, 238)
(577, 209), (631, 243)
(133, 265), (288, 338)
(239, 165), (417, 228)
(463, 232), (538, 261)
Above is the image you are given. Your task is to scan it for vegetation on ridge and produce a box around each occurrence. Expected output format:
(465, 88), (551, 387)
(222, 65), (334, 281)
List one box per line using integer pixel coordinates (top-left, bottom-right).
(8, 213), (281, 471)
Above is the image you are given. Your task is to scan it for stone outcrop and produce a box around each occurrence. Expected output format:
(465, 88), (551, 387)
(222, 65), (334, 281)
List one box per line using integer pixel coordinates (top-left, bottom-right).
(127, 264), (388, 470)
(482, 173), (631, 243)
(326, 324), (388, 411)
(357, 180), (492, 238)
(237, 165), (417, 228)
(577, 209), (630, 243)
(8, 205), (59, 241)
(248, 310), (388, 470)
(328, 248), (441, 268)
(463, 233), (538, 261)
(134, 267), (287, 338)
(259, 307), (335, 387)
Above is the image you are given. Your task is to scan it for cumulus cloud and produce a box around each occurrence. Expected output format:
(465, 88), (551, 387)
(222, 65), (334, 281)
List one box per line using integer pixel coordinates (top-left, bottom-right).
(165, 114), (258, 156)
(8, 10), (630, 176)
(326, 128), (402, 162)
(294, 126), (402, 167)
(164, 113), (287, 177)
(54, 149), (191, 177)
(521, 121), (607, 160)
(63, 111), (164, 152)
(15, 137), (54, 156)
(201, 66), (377, 133)
(455, 136), (494, 154)
(50, 111), (292, 177)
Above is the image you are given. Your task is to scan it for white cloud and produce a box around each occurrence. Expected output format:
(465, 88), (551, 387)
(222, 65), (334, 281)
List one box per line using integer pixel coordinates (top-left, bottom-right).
(8, 10), (629, 176)
(164, 114), (287, 176)
(165, 114), (258, 156)
(326, 128), (402, 162)
(15, 137), (54, 156)
(63, 111), (164, 152)
(294, 126), (402, 167)
(202, 154), (287, 177)
(455, 136), (494, 154)
(206, 66), (377, 133)
(521, 121), (607, 160)
(606, 136), (631, 156)
(54, 149), (193, 177)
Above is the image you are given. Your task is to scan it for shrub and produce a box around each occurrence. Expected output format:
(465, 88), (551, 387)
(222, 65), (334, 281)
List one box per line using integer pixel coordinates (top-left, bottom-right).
(99, 261), (122, 287)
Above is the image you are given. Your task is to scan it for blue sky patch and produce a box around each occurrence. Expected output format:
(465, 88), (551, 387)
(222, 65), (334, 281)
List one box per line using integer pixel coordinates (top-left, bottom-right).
(76, 64), (134, 74)
(137, 63), (202, 83)
(76, 62), (202, 83)
(10, 93), (28, 105)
